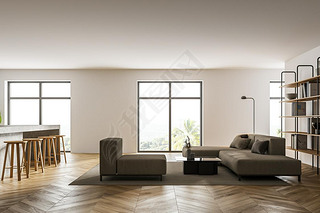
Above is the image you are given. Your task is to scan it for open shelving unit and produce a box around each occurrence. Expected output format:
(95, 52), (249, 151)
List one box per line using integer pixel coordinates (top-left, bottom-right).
(280, 58), (320, 175)
(280, 74), (320, 88)
(286, 146), (320, 157)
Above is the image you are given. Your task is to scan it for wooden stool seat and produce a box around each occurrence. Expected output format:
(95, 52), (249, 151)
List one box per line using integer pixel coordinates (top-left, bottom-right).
(52, 135), (67, 163)
(4, 141), (27, 144)
(39, 136), (56, 139)
(23, 138), (43, 141)
(38, 136), (57, 167)
(23, 138), (45, 176)
(1, 141), (27, 181)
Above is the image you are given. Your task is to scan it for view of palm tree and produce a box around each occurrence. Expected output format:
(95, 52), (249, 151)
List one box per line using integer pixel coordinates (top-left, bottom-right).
(139, 119), (200, 151)
(172, 119), (200, 151)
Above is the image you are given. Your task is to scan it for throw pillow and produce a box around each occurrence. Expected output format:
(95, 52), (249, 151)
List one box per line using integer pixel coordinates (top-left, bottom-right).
(240, 134), (249, 138)
(251, 140), (269, 154)
(229, 136), (251, 149)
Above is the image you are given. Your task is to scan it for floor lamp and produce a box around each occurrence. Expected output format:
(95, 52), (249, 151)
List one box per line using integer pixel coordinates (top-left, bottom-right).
(241, 96), (255, 133)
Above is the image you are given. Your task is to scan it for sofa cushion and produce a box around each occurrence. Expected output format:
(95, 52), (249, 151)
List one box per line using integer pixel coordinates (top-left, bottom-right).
(182, 146), (236, 158)
(251, 140), (268, 154)
(117, 154), (166, 175)
(230, 135), (251, 149)
(247, 134), (256, 149)
(219, 150), (301, 176)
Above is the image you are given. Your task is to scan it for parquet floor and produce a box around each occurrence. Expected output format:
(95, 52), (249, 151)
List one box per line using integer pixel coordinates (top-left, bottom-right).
(1, 153), (320, 213)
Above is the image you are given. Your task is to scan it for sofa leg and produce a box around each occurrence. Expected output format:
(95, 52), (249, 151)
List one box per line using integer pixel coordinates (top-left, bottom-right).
(298, 175), (301, 182)
(159, 175), (162, 181)
(100, 175), (103, 181)
(238, 176), (241, 181)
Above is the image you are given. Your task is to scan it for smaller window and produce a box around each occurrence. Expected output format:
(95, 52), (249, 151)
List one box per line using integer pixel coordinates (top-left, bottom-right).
(10, 83), (39, 97)
(139, 83), (169, 97)
(269, 81), (284, 137)
(42, 83), (71, 97)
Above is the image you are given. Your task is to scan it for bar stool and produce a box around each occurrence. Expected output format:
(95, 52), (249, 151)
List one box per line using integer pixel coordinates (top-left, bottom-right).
(23, 138), (45, 176)
(53, 135), (67, 163)
(1, 141), (27, 181)
(39, 136), (57, 167)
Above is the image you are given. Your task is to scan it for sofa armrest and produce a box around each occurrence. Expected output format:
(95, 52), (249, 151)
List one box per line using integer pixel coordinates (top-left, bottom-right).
(100, 138), (123, 175)
(268, 137), (285, 155)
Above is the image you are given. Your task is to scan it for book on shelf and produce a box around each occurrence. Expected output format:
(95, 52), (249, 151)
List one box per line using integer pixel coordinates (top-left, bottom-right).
(308, 82), (320, 96)
(292, 135), (307, 150)
(298, 83), (307, 98)
(292, 102), (306, 116)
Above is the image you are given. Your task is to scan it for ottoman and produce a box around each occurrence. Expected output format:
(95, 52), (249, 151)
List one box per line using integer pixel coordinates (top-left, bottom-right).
(117, 154), (167, 180)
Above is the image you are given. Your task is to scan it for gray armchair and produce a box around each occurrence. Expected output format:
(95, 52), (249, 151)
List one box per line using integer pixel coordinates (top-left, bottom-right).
(100, 138), (167, 181)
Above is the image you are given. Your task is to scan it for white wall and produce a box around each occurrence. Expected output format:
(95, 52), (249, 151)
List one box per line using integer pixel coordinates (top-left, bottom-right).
(0, 68), (279, 153)
(285, 45), (320, 166)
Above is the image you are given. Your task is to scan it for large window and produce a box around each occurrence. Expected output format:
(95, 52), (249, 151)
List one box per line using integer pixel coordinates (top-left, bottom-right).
(269, 81), (284, 137)
(8, 81), (71, 151)
(138, 81), (202, 152)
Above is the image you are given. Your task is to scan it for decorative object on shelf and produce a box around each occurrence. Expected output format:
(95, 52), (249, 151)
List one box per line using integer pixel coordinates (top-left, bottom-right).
(291, 102), (306, 116)
(286, 93), (297, 100)
(241, 96), (255, 133)
(312, 122), (320, 134)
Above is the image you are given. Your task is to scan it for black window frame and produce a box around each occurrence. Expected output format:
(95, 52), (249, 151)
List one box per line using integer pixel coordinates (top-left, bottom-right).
(137, 81), (202, 152)
(7, 81), (71, 125)
(269, 80), (284, 137)
(269, 80), (284, 100)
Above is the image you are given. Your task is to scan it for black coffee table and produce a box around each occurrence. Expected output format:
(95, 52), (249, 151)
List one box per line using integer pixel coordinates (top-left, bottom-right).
(183, 158), (221, 175)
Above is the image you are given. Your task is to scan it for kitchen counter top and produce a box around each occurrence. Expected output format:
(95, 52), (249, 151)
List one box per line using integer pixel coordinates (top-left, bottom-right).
(0, 125), (60, 134)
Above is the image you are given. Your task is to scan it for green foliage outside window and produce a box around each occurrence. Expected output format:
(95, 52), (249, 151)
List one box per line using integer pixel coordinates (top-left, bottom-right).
(140, 119), (200, 151)
(172, 119), (200, 151)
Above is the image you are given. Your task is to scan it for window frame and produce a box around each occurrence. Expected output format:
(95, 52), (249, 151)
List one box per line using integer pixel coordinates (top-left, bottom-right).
(137, 80), (203, 152)
(7, 81), (71, 125)
(269, 80), (284, 137)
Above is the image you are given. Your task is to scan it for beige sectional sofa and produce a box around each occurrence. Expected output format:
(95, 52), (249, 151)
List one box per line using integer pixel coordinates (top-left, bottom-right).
(182, 134), (301, 181)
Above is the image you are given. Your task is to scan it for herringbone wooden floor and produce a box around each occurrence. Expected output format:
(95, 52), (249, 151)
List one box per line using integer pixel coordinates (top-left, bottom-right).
(1, 153), (320, 213)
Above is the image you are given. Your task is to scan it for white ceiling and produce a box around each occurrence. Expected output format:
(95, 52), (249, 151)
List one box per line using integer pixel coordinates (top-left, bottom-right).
(1, 0), (320, 69)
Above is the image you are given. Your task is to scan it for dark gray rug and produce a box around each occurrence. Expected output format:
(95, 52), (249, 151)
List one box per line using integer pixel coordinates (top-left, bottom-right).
(70, 162), (289, 186)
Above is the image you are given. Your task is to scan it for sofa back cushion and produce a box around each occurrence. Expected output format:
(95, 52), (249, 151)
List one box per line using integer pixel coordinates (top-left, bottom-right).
(248, 134), (285, 155)
(230, 135), (251, 149)
(247, 135), (256, 149)
(100, 138), (123, 175)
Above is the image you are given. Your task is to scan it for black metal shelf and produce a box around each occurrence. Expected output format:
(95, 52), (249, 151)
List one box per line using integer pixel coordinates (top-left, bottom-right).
(280, 60), (320, 175)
